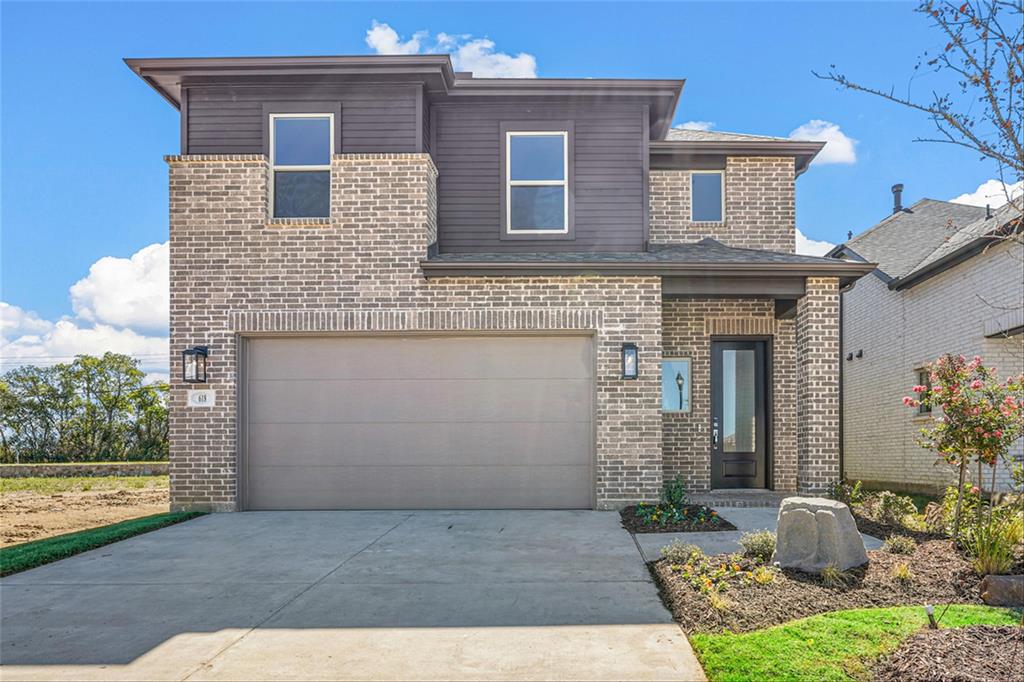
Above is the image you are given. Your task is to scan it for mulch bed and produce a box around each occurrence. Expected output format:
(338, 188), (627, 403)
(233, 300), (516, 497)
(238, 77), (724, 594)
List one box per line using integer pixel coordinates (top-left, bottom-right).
(619, 505), (737, 533)
(872, 625), (1024, 682)
(654, 539), (982, 634)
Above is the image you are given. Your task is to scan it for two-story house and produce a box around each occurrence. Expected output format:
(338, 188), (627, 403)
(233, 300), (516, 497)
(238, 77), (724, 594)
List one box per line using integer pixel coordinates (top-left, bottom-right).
(829, 186), (1023, 493)
(128, 55), (873, 511)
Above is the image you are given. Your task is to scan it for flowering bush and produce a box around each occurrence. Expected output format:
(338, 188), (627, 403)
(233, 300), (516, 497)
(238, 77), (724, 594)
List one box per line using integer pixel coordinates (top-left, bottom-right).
(904, 354), (1024, 536)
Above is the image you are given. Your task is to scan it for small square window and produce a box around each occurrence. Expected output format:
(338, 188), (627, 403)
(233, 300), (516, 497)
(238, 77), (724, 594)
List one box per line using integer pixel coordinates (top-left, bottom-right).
(917, 369), (932, 414)
(270, 114), (333, 219)
(691, 171), (724, 222)
(662, 359), (691, 412)
(506, 131), (568, 233)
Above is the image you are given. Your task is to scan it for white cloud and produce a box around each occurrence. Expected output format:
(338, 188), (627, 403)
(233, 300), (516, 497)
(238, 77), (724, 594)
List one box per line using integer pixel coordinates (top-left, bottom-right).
(0, 301), (54, 339)
(1, 242), (170, 375)
(788, 120), (857, 165)
(365, 20), (425, 55)
(69, 242), (168, 332)
(796, 228), (836, 256)
(674, 121), (715, 132)
(365, 21), (537, 78)
(949, 179), (1024, 208)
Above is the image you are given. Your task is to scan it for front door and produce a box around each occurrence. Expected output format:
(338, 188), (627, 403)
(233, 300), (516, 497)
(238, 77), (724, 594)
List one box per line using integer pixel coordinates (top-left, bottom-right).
(711, 339), (769, 489)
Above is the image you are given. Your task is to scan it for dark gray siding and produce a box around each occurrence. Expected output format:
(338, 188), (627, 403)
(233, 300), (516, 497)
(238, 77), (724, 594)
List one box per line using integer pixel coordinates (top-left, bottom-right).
(434, 102), (647, 253)
(185, 84), (420, 154)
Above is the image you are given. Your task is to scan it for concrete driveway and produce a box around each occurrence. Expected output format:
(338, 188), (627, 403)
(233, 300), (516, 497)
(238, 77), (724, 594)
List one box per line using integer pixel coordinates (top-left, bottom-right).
(0, 511), (704, 681)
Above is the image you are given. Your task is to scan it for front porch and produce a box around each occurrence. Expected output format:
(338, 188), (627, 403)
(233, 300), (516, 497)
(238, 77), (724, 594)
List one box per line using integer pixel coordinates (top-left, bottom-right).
(659, 275), (842, 496)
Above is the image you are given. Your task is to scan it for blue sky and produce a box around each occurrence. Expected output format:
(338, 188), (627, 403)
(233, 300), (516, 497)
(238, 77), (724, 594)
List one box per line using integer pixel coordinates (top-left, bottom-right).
(0, 1), (1013, 377)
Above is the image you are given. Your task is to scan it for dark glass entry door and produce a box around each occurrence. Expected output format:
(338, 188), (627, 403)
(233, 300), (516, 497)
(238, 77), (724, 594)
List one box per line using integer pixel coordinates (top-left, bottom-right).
(711, 340), (768, 489)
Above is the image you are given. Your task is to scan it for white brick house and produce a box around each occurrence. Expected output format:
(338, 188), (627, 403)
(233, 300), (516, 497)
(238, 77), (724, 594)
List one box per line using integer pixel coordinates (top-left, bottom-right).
(830, 190), (1023, 493)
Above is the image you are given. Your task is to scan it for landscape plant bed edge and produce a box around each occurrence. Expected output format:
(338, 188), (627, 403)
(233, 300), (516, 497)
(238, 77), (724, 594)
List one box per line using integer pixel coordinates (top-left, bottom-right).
(620, 504), (737, 533)
(653, 539), (984, 633)
(0, 511), (205, 576)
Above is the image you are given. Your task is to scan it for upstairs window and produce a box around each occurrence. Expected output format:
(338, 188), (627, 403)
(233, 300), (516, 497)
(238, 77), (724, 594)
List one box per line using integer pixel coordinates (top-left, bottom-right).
(691, 171), (724, 222)
(506, 131), (568, 233)
(270, 114), (334, 219)
(917, 369), (933, 415)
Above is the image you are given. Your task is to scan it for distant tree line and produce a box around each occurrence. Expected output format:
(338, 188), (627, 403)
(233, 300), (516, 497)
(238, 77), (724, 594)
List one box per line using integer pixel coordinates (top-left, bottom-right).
(0, 353), (169, 463)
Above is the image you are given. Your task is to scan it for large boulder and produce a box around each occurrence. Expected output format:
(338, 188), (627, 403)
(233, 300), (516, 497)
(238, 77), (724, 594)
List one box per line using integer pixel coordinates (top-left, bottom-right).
(980, 575), (1024, 607)
(772, 497), (868, 573)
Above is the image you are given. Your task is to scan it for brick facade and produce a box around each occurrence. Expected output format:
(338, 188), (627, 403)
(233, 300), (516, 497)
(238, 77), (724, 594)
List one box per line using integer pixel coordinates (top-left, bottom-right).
(648, 157), (796, 252)
(167, 151), (840, 511)
(168, 153), (662, 511)
(661, 299), (797, 492)
(842, 241), (1024, 492)
(796, 277), (841, 493)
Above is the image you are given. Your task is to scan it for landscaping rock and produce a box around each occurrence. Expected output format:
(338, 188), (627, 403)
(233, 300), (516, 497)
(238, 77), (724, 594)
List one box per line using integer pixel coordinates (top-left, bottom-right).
(772, 497), (868, 573)
(980, 574), (1024, 607)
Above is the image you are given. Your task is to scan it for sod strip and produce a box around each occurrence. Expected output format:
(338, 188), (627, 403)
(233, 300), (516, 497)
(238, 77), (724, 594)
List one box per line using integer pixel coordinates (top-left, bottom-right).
(0, 511), (205, 577)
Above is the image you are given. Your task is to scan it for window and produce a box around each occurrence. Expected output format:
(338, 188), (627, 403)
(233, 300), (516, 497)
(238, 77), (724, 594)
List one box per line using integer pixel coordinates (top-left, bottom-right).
(661, 359), (691, 412)
(691, 171), (724, 222)
(506, 131), (568, 233)
(270, 114), (334, 219)
(917, 369), (932, 414)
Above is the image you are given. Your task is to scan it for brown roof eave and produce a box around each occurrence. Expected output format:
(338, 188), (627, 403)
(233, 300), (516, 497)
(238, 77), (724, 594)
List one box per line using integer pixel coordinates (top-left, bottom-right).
(419, 259), (877, 282)
(650, 139), (825, 175)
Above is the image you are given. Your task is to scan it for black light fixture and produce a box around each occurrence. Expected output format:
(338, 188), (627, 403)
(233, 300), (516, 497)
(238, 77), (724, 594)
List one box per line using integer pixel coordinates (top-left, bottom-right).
(621, 343), (638, 380)
(182, 346), (209, 383)
(675, 371), (685, 410)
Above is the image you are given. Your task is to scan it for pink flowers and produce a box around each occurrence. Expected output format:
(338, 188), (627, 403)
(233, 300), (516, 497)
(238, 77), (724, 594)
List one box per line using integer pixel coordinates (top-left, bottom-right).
(903, 396), (920, 408)
(912, 385), (927, 393)
(970, 379), (984, 389)
(970, 486), (981, 496)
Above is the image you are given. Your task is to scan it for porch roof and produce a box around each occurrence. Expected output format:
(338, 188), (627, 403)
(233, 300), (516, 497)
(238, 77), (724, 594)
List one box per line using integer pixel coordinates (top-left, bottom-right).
(420, 238), (876, 286)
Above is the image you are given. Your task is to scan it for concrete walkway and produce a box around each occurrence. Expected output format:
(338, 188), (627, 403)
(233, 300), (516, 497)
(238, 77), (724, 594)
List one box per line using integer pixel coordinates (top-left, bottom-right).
(632, 506), (884, 560)
(0, 511), (705, 681)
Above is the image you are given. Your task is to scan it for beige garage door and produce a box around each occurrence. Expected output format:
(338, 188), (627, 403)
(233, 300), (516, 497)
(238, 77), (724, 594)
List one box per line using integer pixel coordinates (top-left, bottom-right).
(243, 335), (594, 510)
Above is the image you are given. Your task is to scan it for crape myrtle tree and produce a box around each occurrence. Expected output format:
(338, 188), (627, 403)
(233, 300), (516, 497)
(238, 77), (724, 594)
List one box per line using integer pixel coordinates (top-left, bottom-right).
(816, 0), (1022, 243)
(904, 354), (1024, 537)
(0, 353), (169, 463)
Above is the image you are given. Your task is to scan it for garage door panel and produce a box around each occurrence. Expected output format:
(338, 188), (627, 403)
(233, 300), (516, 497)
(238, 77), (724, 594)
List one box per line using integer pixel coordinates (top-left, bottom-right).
(247, 465), (593, 510)
(247, 420), (593, 467)
(249, 336), (592, 381)
(249, 378), (592, 424)
(244, 335), (594, 510)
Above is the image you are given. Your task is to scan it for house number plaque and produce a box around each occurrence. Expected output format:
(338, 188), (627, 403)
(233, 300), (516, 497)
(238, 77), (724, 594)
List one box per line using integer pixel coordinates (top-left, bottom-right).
(187, 389), (217, 408)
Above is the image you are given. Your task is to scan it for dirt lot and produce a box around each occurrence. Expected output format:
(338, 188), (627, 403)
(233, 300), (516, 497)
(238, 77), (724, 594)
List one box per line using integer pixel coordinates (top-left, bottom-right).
(0, 476), (169, 547)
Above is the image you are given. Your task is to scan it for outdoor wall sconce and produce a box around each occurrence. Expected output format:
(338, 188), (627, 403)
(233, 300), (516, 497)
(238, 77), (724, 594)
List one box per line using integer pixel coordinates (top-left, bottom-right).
(182, 346), (209, 384)
(621, 343), (638, 380)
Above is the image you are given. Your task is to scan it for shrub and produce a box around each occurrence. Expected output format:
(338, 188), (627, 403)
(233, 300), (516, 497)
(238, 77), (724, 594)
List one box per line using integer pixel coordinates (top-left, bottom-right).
(891, 562), (913, 583)
(828, 479), (864, 506)
(820, 564), (854, 589)
(662, 475), (689, 509)
(707, 589), (732, 612)
(882, 535), (917, 555)
(966, 517), (1016, 576)
(661, 540), (703, 564)
(863, 491), (918, 527)
(738, 530), (776, 563)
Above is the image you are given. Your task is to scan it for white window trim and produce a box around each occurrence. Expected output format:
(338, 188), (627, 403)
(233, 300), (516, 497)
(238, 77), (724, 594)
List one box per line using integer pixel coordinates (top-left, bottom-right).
(269, 113), (335, 219)
(690, 170), (725, 223)
(661, 357), (692, 414)
(505, 131), (569, 234)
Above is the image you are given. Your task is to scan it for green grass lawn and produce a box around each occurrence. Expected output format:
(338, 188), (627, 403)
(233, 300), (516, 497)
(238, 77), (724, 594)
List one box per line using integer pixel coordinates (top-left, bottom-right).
(690, 605), (1021, 682)
(0, 475), (169, 494)
(0, 511), (203, 577)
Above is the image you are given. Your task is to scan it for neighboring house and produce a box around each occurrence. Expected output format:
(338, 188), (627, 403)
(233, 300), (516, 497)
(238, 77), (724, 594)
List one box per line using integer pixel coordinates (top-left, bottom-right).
(128, 55), (872, 512)
(828, 186), (1024, 493)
